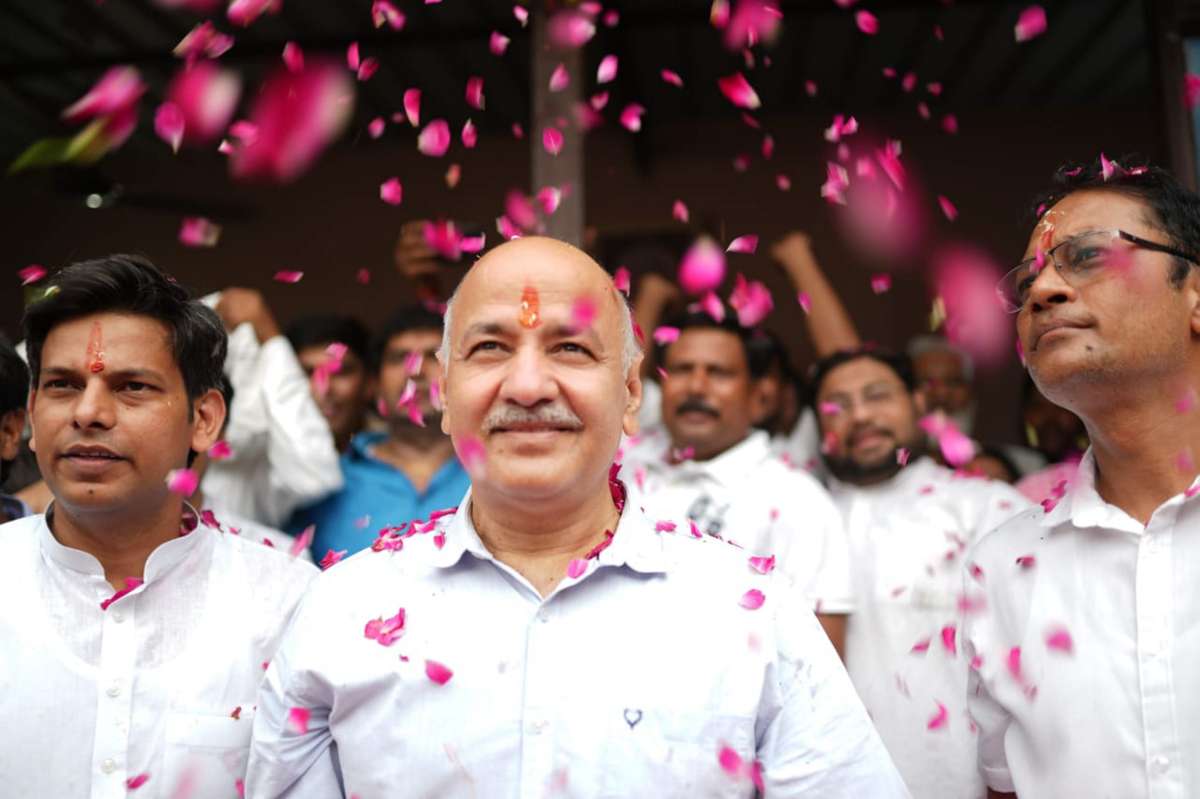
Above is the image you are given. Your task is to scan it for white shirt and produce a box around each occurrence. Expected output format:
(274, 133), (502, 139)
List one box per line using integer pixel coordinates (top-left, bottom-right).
(246, 491), (910, 798)
(829, 457), (1030, 799)
(769, 407), (824, 477)
(621, 429), (853, 613)
(200, 312), (344, 527)
(0, 507), (318, 799)
(963, 448), (1200, 799)
(198, 499), (312, 563)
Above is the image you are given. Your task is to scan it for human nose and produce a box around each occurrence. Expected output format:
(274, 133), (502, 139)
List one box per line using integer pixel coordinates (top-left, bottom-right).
(1026, 260), (1076, 313)
(72, 380), (116, 430)
(498, 344), (559, 407)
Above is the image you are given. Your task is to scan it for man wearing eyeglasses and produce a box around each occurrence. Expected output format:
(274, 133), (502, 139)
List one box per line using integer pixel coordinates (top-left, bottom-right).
(964, 157), (1200, 799)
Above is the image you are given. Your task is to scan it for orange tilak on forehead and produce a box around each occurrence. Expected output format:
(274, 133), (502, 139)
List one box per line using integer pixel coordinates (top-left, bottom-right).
(518, 285), (541, 329)
(86, 321), (105, 373)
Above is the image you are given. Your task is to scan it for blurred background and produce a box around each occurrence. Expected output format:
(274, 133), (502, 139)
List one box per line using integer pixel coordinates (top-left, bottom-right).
(1, 0), (1197, 445)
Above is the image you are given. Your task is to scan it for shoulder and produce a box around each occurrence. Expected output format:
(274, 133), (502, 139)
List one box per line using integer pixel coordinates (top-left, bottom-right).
(965, 503), (1051, 577)
(0, 515), (42, 555)
(212, 527), (320, 584)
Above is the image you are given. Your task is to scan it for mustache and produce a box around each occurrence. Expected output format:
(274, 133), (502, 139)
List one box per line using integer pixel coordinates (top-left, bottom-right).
(848, 425), (894, 444)
(675, 398), (719, 417)
(483, 403), (583, 432)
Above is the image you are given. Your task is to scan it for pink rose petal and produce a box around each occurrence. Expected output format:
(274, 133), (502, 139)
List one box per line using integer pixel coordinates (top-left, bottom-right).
(910, 636), (931, 654)
(346, 42), (361, 71)
(653, 326), (680, 345)
(18, 265), (47, 286)
(678, 236), (726, 295)
(273, 270), (303, 283)
(549, 63), (570, 92)
(179, 217), (221, 248)
(672, 199), (690, 223)
(282, 41), (304, 73)
(357, 58), (379, 82)
(661, 69), (684, 87)
(856, 10), (879, 34)
(926, 701), (948, 730)
(456, 435), (486, 477)
(319, 549), (347, 570)
(726, 234), (758, 254)
(425, 659), (454, 685)
(748, 555), (775, 574)
(1015, 5), (1047, 42)
(542, 126), (564, 156)
(717, 72), (761, 110)
(1045, 625), (1073, 654)
(379, 177), (403, 205)
(699, 291), (725, 323)
(870, 273), (892, 294)
(290, 525), (314, 558)
(418, 119), (451, 157)
(1187, 75), (1200, 111)
(1100, 152), (1118, 181)
(797, 291), (812, 313)
(717, 745), (743, 777)
(728, 274), (773, 327)
(547, 9), (596, 48)
(490, 31), (510, 55)
(100, 577), (143, 611)
(227, 0), (279, 26)
(619, 103), (645, 132)
(364, 607), (406, 645)
(739, 588), (765, 610)
(465, 76), (485, 110)
(287, 707), (310, 734)
(1006, 646), (1023, 682)
(597, 54), (618, 84)
(938, 195), (958, 221)
(166, 62), (242, 147)
(126, 773), (150, 790)
(154, 102), (185, 153)
(711, 0), (730, 29)
(371, 0), (406, 29)
(166, 468), (199, 495)
(569, 296), (598, 332)
(1016, 554), (1036, 569)
(940, 624), (957, 655)
(462, 119), (477, 148)
(173, 21), (234, 61)
(403, 88), (421, 127)
(613, 266), (631, 295)
(566, 558), (588, 578)
(62, 66), (146, 126)
(208, 440), (233, 460)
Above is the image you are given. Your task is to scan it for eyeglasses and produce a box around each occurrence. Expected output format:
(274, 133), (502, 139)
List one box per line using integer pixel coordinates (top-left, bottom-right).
(995, 228), (1199, 314)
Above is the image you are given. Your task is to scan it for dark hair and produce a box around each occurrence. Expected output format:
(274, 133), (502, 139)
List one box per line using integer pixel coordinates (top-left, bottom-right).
(370, 304), (445, 373)
(1028, 155), (1200, 287)
(285, 314), (371, 366)
(806, 346), (917, 410)
(654, 310), (776, 379)
(0, 334), (29, 417)
(22, 254), (227, 406)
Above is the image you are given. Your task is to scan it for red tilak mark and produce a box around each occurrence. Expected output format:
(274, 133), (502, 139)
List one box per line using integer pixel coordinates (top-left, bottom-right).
(86, 321), (105, 373)
(518, 285), (541, 329)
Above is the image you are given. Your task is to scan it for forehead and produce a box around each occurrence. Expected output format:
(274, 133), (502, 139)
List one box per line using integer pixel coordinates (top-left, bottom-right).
(819, 357), (905, 394)
(913, 349), (964, 377)
(386, 328), (442, 351)
(41, 312), (172, 364)
(664, 328), (747, 367)
(1027, 189), (1156, 253)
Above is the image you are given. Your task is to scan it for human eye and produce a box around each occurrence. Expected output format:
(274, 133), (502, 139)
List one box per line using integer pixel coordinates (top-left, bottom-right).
(123, 381), (152, 392)
(554, 341), (594, 358)
(41, 377), (73, 391)
(467, 340), (504, 357)
(1065, 237), (1111, 271)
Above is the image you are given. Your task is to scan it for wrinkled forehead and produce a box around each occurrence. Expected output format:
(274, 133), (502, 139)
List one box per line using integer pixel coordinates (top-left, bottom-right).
(1024, 189), (1158, 257)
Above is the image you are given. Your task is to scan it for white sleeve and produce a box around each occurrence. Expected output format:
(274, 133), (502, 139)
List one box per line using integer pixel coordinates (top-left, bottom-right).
(961, 560), (1017, 793)
(775, 479), (853, 615)
(759, 589), (910, 797)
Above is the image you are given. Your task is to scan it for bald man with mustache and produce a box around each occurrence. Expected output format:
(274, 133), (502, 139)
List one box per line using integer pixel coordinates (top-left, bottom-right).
(246, 237), (908, 798)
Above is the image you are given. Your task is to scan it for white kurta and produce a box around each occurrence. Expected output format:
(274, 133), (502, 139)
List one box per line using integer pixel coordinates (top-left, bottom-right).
(829, 457), (1030, 798)
(246, 492), (910, 798)
(621, 429), (853, 613)
(199, 303), (344, 527)
(0, 508), (318, 799)
(964, 448), (1200, 799)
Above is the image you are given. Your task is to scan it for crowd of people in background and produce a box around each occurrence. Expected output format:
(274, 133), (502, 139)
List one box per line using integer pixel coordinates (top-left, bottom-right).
(1, 153), (1197, 798)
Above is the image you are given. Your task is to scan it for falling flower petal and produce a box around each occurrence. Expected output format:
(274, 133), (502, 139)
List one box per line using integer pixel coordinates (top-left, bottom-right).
(126, 773), (150, 790)
(678, 236), (726, 295)
(672, 200), (690, 223)
(1045, 625), (1074, 654)
(513, 5), (529, 25)
(919, 413), (976, 467)
(597, 54), (618, 84)
(938, 195), (958, 221)
(724, 0), (782, 50)
(1100, 152), (1118, 181)
(229, 62), (353, 183)
(465, 76), (485, 110)
(549, 63), (570, 92)
(567, 558), (588, 578)
(462, 119), (477, 148)
(661, 69), (684, 87)
(489, 32), (511, 58)
(166, 62), (242, 147)
(910, 636), (932, 654)
(379, 177), (403, 205)
(653, 326), (680, 345)
(174, 21), (234, 61)
(726, 235), (758, 254)
(290, 525), (314, 558)
(287, 707), (310, 734)
(166, 468), (198, 495)
(282, 42), (304, 72)
(347, 42), (361, 71)
(1187, 75), (1200, 111)
(1015, 5), (1047, 42)
(934, 244), (1011, 366)
(729, 274), (773, 327)
(364, 607), (406, 645)
(418, 119), (451, 157)
(425, 659), (454, 685)
(718, 73), (761, 110)
(547, 9), (595, 48)
(63, 66), (146, 126)
(357, 58), (379, 82)
(739, 588), (765, 610)
(227, 0), (279, 26)
(871, 274), (892, 294)
(542, 126), (564, 156)
(718, 745), (743, 777)
(273, 270), (304, 283)
(940, 624), (957, 655)
(1016, 554), (1036, 569)
(711, 0), (731, 28)
(856, 10), (879, 34)
(18, 265), (47, 285)
(154, 103), (185, 153)
(926, 701), (948, 730)
(941, 113), (959, 135)
(613, 267), (631, 295)
(619, 103), (645, 132)
(1006, 646), (1023, 682)
(319, 549), (347, 570)
(456, 435), (486, 477)
(797, 291), (811, 313)
(367, 116), (386, 139)
(403, 89), (421, 127)
(179, 216), (221, 248)
(208, 440), (233, 460)
(699, 291), (726, 323)
(371, 0), (405, 29)
(100, 577), (143, 611)
(748, 554), (775, 574)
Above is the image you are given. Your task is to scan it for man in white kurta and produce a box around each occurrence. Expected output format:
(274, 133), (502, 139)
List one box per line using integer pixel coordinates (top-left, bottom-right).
(811, 348), (1030, 798)
(247, 236), (908, 797)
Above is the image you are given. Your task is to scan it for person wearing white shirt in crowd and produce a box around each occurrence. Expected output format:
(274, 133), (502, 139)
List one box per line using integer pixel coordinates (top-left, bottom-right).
(963, 157), (1200, 799)
(200, 287), (344, 527)
(246, 236), (908, 797)
(0, 255), (319, 798)
(810, 346), (1030, 798)
(621, 311), (853, 654)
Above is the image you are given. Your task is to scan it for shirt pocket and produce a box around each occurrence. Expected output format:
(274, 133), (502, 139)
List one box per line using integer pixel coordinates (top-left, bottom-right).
(161, 710), (255, 798)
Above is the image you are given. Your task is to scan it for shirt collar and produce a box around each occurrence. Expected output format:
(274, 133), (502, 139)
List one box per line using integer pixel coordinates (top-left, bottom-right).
(429, 489), (670, 576)
(827, 454), (940, 498)
(349, 430), (390, 461)
(38, 501), (209, 581)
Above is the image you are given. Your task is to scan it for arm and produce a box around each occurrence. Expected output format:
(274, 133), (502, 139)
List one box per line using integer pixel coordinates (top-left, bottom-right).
(816, 613), (847, 661)
(770, 232), (861, 356)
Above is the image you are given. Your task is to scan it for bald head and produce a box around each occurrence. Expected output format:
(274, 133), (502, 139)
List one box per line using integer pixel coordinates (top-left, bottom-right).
(439, 236), (639, 372)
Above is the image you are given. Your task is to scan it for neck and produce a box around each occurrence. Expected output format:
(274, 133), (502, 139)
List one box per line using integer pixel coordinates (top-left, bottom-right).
(49, 498), (185, 590)
(371, 426), (457, 493)
(471, 482), (620, 598)
(1079, 376), (1200, 524)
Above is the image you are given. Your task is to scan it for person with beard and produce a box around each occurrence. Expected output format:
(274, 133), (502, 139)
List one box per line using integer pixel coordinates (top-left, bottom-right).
(622, 311), (853, 654)
(286, 306), (470, 562)
(811, 347), (1030, 799)
(0, 335), (31, 522)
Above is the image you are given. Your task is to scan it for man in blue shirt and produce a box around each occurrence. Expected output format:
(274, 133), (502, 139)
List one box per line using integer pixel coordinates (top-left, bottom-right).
(0, 335), (32, 523)
(289, 305), (470, 561)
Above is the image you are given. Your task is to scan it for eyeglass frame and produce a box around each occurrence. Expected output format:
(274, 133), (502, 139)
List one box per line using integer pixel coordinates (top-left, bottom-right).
(996, 228), (1200, 314)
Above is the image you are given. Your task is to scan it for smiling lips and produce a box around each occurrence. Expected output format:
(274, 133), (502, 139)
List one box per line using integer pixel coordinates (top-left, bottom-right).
(61, 444), (126, 463)
(1032, 318), (1089, 349)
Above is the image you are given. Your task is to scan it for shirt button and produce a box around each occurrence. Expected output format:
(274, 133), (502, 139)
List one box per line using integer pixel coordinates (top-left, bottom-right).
(112, 611), (125, 623)
(100, 758), (116, 774)
(1153, 755), (1170, 773)
(528, 720), (547, 734)
(538, 612), (550, 624)
(106, 684), (120, 698)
